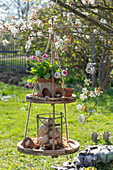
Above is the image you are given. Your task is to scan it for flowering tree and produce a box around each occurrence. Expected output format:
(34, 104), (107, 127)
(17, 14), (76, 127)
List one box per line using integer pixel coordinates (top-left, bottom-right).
(51, 0), (113, 33)
(0, 0), (112, 87)
(0, 0), (37, 20)
(77, 63), (103, 123)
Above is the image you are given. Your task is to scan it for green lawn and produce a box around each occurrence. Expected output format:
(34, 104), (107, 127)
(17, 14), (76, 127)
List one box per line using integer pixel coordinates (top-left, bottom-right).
(0, 82), (113, 169)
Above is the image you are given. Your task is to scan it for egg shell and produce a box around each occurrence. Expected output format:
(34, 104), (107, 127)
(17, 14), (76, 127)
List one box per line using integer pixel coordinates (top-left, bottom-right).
(38, 125), (49, 137)
(49, 128), (61, 139)
(38, 134), (49, 145)
(49, 138), (58, 145)
(43, 118), (54, 125)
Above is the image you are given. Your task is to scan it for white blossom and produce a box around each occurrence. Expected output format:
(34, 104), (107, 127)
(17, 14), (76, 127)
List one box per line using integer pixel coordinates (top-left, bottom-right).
(78, 114), (85, 123)
(34, 19), (42, 27)
(27, 23), (33, 30)
(8, 25), (18, 36)
(19, 22), (27, 31)
(49, 16), (57, 25)
(82, 87), (88, 94)
(82, 0), (95, 4)
(93, 29), (98, 34)
(48, 19), (52, 25)
(48, 28), (53, 33)
(63, 35), (68, 42)
(30, 32), (36, 37)
(0, 25), (3, 30)
(4, 21), (10, 28)
(80, 94), (87, 101)
(76, 104), (83, 111)
(89, 91), (96, 97)
(35, 50), (41, 57)
(16, 18), (24, 26)
(25, 38), (33, 51)
(84, 78), (91, 86)
(94, 88), (103, 96)
(85, 62), (96, 74)
(37, 31), (42, 37)
(0, 20), (3, 29)
(2, 39), (10, 46)
(86, 35), (90, 39)
(75, 19), (81, 25)
(2, 14), (8, 20)
(11, 19), (16, 25)
(100, 18), (107, 24)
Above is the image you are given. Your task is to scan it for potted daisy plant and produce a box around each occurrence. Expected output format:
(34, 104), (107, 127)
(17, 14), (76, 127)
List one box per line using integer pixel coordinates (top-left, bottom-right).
(26, 54), (71, 97)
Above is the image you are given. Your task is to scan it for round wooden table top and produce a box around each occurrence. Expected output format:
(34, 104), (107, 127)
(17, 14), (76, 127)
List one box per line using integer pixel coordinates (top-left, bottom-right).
(17, 139), (80, 157)
(26, 94), (76, 104)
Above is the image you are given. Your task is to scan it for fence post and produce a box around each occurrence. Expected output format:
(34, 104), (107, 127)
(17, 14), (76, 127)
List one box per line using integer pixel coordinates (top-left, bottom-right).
(91, 34), (96, 87)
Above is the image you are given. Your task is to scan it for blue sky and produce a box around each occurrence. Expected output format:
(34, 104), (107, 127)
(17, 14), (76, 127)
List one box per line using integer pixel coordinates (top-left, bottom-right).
(0, 0), (48, 20)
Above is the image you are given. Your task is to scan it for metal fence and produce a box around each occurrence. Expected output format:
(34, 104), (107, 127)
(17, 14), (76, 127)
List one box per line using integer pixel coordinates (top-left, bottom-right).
(0, 43), (27, 72)
(0, 34), (112, 89)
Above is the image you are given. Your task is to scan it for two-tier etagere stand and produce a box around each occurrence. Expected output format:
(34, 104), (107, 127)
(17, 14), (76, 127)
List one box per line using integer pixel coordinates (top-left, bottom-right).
(17, 18), (80, 158)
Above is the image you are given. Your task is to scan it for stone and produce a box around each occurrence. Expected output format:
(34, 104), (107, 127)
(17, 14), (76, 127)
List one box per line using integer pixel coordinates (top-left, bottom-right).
(78, 150), (88, 156)
(99, 149), (109, 163)
(107, 151), (113, 163)
(63, 161), (72, 167)
(73, 157), (81, 166)
(87, 145), (99, 150)
(52, 145), (113, 169)
(78, 154), (84, 166)
(84, 157), (90, 167)
(90, 148), (101, 155)
(86, 155), (93, 163)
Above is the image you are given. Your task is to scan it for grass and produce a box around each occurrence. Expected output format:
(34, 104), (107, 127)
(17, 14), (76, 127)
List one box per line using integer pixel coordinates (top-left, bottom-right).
(0, 82), (113, 169)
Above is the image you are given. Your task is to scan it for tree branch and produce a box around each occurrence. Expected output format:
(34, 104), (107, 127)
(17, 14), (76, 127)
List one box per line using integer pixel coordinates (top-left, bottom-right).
(51, 0), (113, 33)
(72, 5), (113, 11)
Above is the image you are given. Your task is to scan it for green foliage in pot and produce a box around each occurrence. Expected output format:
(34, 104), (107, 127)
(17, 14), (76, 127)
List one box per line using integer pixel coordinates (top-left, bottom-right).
(27, 55), (67, 87)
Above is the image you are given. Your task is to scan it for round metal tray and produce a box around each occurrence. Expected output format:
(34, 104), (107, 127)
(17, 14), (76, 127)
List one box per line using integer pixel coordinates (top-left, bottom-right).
(17, 139), (80, 157)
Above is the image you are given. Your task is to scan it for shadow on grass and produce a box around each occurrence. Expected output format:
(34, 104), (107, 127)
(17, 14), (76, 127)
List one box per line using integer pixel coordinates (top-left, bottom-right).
(105, 141), (112, 145)
(92, 139), (112, 145)
(97, 87), (113, 114)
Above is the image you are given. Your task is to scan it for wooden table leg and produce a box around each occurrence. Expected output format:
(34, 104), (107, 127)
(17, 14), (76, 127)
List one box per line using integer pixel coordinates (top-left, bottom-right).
(52, 104), (55, 150)
(24, 102), (31, 139)
(64, 103), (68, 140)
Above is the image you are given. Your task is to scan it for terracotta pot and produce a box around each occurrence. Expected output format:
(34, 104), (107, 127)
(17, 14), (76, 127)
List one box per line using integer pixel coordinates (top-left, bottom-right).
(54, 87), (65, 97)
(37, 91), (43, 97)
(37, 78), (57, 97)
(103, 132), (110, 141)
(91, 132), (98, 142)
(64, 88), (74, 97)
(42, 88), (51, 97)
(37, 78), (56, 83)
(21, 137), (35, 149)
